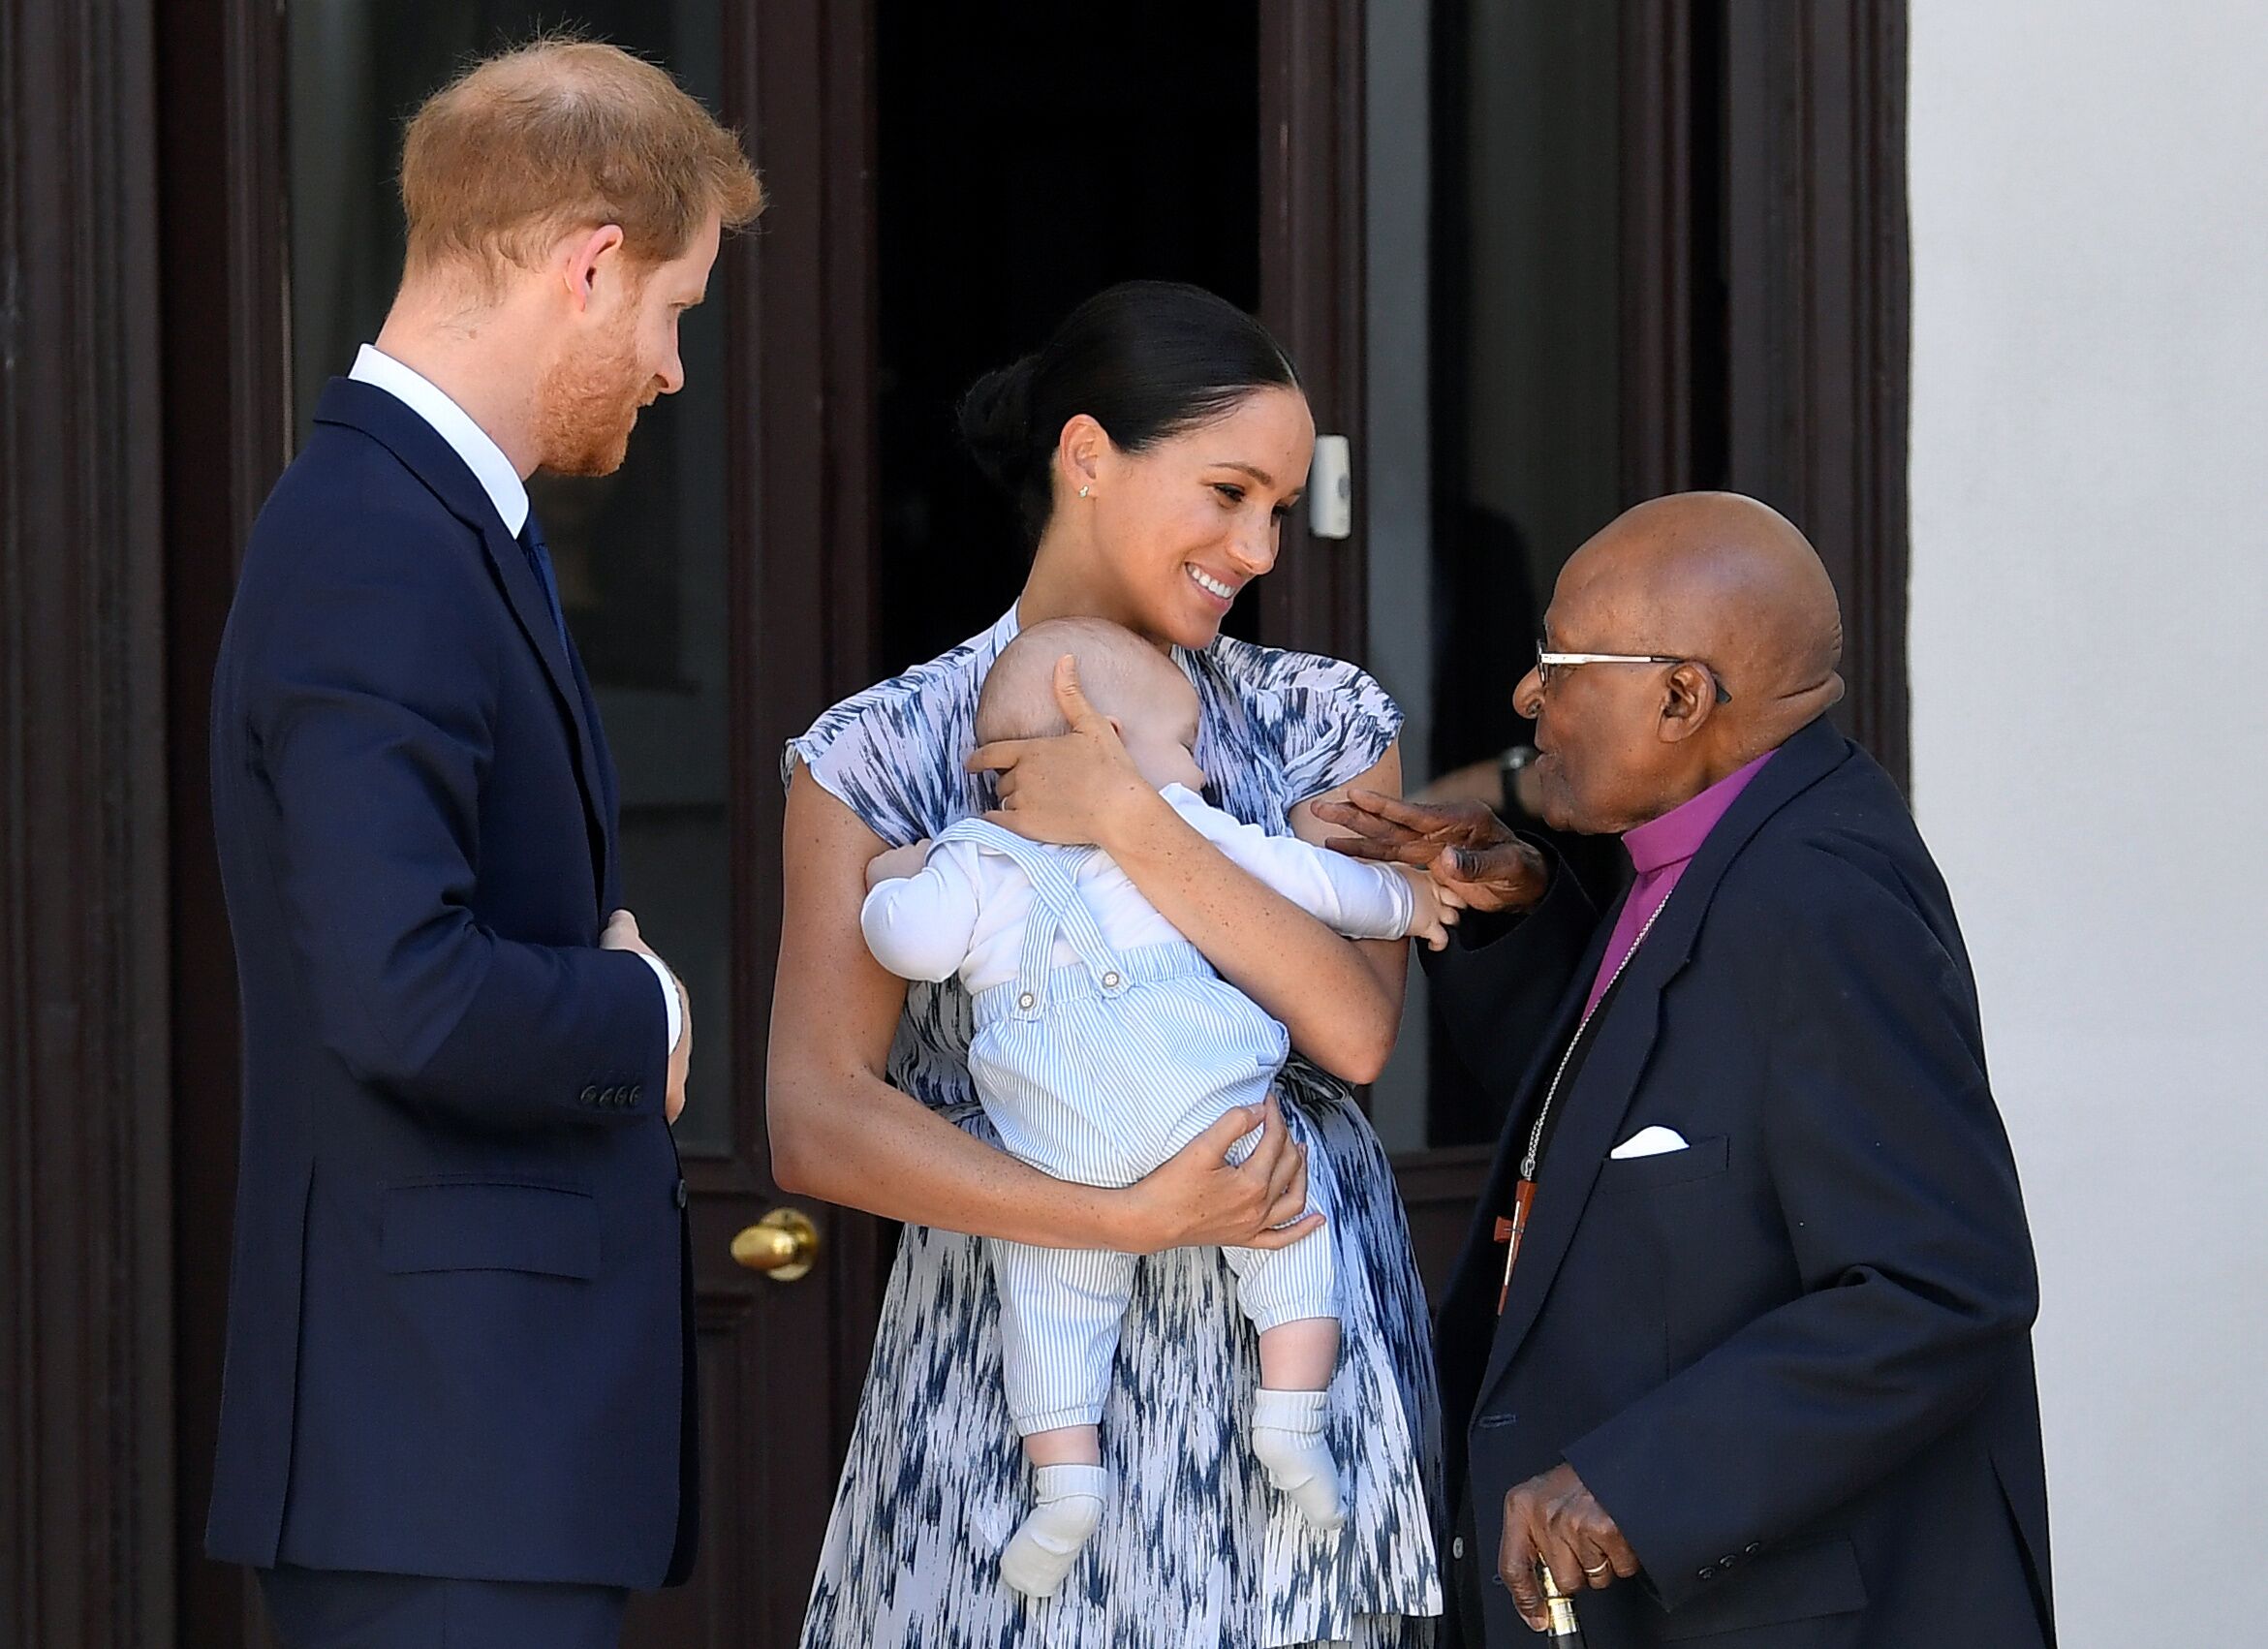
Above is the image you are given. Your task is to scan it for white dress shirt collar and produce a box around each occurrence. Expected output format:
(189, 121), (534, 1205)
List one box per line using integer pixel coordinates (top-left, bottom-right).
(348, 344), (530, 536)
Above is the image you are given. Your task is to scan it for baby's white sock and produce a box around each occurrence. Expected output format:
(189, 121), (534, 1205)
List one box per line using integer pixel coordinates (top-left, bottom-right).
(1251, 1387), (1346, 1532)
(999, 1462), (1108, 1599)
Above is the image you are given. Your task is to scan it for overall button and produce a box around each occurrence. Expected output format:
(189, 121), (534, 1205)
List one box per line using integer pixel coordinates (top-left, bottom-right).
(1016, 992), (1036, 1011)
(1101, 970), (1122, 988)
(672, 1179), (690, 1209)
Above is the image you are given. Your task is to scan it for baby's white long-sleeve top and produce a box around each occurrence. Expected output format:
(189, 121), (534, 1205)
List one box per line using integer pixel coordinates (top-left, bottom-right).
(861, 783), (1416, 991)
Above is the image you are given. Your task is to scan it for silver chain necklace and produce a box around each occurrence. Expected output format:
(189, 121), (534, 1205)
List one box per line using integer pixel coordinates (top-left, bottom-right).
(1520, 899), (1668, 1180)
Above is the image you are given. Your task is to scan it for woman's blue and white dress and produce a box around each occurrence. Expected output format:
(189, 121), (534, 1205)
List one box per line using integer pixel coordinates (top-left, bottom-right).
(787, 606), (1443, 1649)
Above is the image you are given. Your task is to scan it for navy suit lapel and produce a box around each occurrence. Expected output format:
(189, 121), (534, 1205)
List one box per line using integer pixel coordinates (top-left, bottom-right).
(479, 517), (616, 908)
(314, 378), (615, 913)
(1470, 717), (1856, 1418)
(565, 628), (624, 914)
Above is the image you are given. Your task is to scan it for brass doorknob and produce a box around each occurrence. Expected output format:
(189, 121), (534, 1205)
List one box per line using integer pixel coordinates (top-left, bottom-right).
(730, 1207), (820, 1282)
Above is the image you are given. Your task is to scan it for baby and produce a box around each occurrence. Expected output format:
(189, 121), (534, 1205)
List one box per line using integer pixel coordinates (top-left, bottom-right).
(860, 616), (1452, 1599)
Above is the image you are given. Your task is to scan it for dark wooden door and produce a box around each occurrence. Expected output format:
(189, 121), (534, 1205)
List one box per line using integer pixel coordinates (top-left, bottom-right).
(621, 4), (884, 1645)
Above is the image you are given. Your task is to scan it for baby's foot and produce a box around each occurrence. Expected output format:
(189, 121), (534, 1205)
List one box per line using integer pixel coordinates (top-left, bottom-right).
(1252, 1387), (1347, 1532)
(999, 1463), (1108, 1599)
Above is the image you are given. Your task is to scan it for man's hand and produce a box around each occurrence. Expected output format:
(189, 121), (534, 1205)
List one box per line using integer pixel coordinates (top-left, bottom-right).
(1500, 1462), (1641, 1631)
(1398, 865), (1463, 951)
(865, 838), (933, 889)
(967, 656), (1165, 851)
(1312, 789), (1549, 915)
(602, 909), (690, 1124)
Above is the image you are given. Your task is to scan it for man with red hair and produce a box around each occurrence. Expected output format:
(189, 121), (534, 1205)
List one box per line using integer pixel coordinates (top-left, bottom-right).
(205, 40), (759, 1648)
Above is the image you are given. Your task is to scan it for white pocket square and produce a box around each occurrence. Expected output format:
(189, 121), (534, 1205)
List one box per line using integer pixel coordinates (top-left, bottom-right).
(1610, 1125), (1690, 1160)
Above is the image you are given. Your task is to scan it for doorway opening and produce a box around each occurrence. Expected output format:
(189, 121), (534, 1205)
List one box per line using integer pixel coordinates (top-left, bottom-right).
(873, 3), (1262, 675)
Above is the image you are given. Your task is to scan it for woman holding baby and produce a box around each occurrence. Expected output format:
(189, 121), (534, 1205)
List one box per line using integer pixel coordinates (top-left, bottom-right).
(770, 281), (1445, 1647)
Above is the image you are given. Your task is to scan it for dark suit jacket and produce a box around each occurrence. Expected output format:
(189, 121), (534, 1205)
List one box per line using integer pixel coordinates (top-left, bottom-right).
(1424, 717), (2053, 1647)
(205, 379), (697, 1588)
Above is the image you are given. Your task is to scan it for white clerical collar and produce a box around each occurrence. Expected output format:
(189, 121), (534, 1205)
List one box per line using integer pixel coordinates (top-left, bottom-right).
(348, 343), (530, 536)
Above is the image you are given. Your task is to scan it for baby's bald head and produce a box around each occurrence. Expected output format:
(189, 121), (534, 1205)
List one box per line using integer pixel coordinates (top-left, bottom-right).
(978, 617), (1208, 794)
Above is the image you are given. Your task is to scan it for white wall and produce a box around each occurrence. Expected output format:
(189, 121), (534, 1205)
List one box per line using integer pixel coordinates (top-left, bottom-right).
(1909, 6), (2268, 1640)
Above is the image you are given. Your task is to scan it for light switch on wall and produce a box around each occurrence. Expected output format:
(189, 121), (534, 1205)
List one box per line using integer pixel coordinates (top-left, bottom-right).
(1310, 434), (1352, 539)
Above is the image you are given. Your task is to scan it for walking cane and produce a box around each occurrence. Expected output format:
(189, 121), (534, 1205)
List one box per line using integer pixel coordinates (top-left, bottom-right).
(1536, 1560), (1587, 1643)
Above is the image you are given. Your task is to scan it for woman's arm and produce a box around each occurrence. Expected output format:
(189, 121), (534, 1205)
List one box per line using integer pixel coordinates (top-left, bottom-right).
(973, 658), (1411, 1084)
(765, 761), (1319, 1251)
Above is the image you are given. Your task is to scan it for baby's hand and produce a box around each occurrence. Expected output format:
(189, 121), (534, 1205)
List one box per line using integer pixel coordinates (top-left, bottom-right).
(1397, 864), (1464, 951)
(865, 839), (933, 889)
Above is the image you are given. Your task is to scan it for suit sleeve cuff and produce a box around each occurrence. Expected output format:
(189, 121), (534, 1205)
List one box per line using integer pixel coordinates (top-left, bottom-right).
(1563, 1426), (1715, 1614)
(637, 951), (683, 1051)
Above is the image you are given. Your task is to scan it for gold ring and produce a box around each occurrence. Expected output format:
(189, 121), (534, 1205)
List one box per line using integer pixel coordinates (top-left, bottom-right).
(1581, 1559), (1611, 1577)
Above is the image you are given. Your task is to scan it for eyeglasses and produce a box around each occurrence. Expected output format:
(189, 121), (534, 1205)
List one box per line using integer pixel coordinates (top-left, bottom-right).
(1535, 641), (1732, 703)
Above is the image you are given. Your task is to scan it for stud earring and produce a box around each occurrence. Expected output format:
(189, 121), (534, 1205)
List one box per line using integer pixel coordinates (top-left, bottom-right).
(1078, 484), (1092, 499)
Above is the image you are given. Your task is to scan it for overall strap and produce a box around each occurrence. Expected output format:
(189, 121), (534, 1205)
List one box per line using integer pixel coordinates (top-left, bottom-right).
(933, 818), (1134, 1013)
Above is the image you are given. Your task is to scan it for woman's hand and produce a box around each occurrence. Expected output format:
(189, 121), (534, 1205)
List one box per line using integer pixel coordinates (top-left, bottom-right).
(1114, 1095), (1320, 1255)
(779, 762), (1314, 1253)
(968, 656), (1167, 851)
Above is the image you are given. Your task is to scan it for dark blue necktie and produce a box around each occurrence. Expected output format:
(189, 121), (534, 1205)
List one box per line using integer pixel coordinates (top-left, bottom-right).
(517, 512), (573, 658)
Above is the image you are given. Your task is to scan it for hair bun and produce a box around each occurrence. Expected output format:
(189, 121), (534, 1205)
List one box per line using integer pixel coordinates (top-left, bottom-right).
(955, 354), (1041, 499)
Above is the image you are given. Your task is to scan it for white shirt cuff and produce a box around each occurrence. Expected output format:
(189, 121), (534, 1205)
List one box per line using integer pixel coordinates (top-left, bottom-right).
(637, 952), (684, 1051)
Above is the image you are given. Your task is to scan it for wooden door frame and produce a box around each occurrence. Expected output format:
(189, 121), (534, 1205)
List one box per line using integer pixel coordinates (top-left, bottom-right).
(705, 5), (888, 1635)
(1256, 0), (1369, 662)
(151, 0), (292, 1638)
(1627, 0), (1912, 789)
(2, 3), (178, 1645)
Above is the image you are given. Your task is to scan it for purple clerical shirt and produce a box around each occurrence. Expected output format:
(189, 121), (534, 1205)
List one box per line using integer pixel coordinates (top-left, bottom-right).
(1581, 749), (1778, 1019)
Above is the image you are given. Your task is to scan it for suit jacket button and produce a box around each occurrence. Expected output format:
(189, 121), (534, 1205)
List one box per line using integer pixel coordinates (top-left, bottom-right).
(1699, 1566), (1718, 1581)
(1720, 1553), (1739, 1569)
(631, 1084), (644, 1105)
(581, 1085), (601, 1105)
(1745, 1542), (1761, 1557)
(1451, 1536), (1464, 1561)
(601, 1085), (620, 1106)
(673, 1179), (690, 1209)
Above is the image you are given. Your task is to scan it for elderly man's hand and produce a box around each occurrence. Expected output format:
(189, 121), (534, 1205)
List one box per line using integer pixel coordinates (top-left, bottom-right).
(1501, 1462), (1641, 1631)
(1311, 789), (1549, 915)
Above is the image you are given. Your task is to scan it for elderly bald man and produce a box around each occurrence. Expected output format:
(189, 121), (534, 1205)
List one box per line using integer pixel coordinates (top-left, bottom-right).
(1320, 494), (2052, 1648)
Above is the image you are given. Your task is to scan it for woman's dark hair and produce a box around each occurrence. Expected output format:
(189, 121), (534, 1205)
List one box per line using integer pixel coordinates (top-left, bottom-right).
(956, 280), (1301, 545)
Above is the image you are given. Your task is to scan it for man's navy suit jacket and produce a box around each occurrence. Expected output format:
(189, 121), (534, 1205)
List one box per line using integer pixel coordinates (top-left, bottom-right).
(1424, 717), (2053, 1647)
(204, 379), (697, 1588)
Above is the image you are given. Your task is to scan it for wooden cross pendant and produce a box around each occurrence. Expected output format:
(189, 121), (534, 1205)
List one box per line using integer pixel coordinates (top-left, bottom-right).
(1493, 1178), (1538, 1314)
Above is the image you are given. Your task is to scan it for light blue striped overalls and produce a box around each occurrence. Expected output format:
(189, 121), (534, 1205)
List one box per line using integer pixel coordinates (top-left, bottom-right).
(937, 818), (1340, 1436)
